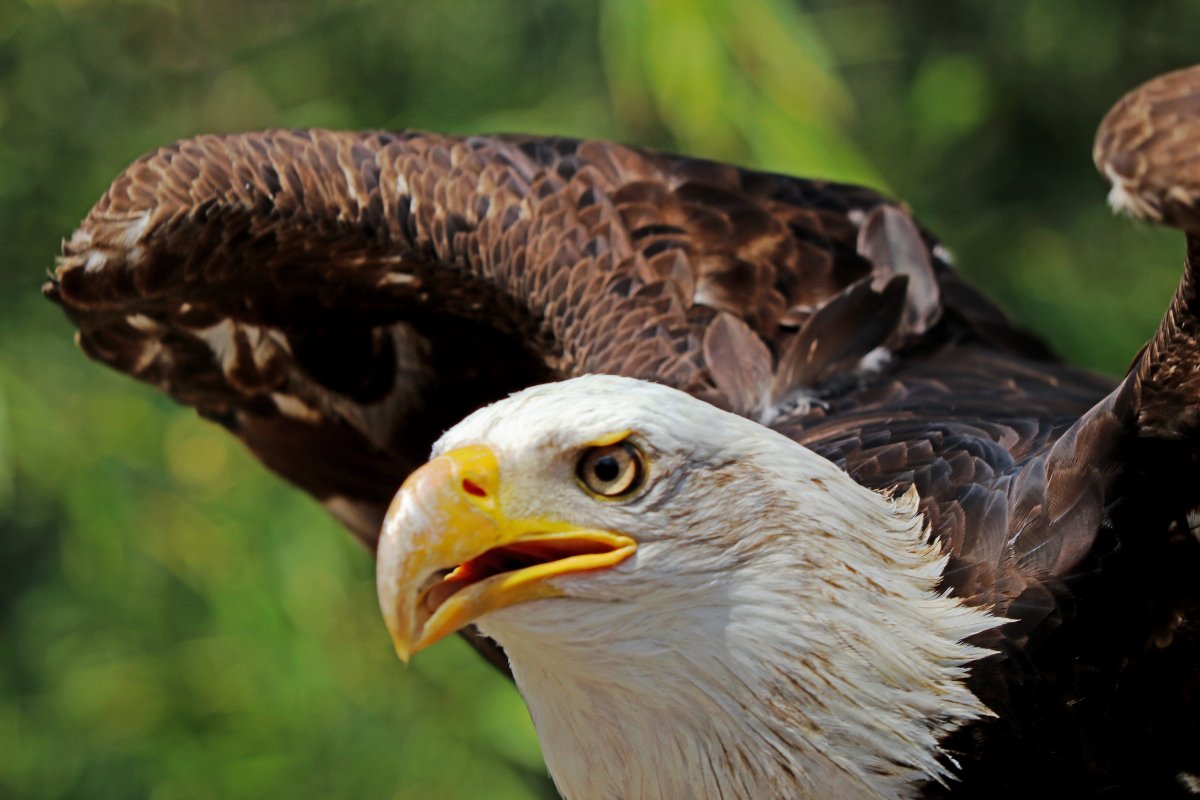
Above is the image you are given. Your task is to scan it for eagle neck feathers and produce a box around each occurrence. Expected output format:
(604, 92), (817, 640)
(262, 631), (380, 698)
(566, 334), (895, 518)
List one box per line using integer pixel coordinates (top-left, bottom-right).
(481, 435), (1001, 800)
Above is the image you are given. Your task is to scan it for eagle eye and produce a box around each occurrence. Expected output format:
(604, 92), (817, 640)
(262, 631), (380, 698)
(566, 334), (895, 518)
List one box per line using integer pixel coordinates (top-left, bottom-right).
(577, 441), (646, 498)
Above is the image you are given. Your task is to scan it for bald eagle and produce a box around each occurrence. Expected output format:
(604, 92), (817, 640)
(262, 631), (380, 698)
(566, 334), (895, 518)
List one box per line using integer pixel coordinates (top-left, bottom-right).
(46, 66), (1200, 797)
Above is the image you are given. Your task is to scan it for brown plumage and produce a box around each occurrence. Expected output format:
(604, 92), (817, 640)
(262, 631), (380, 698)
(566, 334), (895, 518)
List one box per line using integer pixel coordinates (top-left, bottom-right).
(46, 66), (1200, 795)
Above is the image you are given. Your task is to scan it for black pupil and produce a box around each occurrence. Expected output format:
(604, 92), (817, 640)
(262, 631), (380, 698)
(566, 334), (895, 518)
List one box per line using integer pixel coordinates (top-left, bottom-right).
(593, 454), (621, 483)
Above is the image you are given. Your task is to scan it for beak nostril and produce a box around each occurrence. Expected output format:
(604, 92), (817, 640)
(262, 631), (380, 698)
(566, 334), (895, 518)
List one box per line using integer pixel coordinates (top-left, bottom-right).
(462, 478), (487, 498)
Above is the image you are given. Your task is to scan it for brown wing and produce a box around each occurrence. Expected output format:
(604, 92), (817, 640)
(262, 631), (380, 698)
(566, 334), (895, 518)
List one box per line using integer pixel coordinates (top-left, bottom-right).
(908, 67), (1200, 791)
(47, 128), (1070, 548)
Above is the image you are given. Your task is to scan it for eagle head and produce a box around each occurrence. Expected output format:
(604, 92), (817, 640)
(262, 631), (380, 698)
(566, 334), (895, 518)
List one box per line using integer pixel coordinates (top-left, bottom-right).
(377, 374), (1000, 799)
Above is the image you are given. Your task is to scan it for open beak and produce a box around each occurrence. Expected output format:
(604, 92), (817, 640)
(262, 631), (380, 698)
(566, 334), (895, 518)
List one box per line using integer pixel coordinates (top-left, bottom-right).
(376, 444), (637, 661)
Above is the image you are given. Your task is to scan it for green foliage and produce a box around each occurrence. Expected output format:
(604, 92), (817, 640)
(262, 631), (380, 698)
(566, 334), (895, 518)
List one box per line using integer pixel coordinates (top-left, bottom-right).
(3, 1), (1200, 797)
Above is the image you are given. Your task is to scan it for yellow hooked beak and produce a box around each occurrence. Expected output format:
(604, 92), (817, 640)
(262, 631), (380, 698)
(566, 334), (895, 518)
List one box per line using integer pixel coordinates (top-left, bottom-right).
(376, 445), (638, 661)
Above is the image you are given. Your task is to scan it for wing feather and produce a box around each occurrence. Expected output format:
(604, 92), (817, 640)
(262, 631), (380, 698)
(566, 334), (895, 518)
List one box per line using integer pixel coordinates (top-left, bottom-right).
(57, 130), (1053, 545)
(48, 127), (1120, 676)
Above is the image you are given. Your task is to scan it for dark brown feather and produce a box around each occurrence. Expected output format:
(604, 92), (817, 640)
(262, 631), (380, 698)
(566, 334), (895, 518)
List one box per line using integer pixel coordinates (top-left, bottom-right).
(856, 204), (941, 336)
(702, 312), (772, 417)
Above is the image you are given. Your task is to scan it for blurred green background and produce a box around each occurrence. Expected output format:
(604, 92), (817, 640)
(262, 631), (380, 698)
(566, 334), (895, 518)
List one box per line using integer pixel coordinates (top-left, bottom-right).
(2, 1), (1198, 798)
